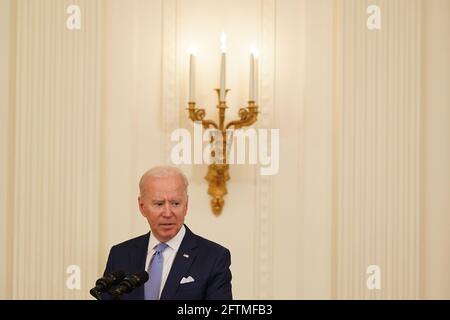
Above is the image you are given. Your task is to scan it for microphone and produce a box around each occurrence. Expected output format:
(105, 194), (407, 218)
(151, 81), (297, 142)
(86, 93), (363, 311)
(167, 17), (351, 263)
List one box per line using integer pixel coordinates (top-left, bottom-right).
(110, 271), (149, 297)
(90, 270), (125, 300)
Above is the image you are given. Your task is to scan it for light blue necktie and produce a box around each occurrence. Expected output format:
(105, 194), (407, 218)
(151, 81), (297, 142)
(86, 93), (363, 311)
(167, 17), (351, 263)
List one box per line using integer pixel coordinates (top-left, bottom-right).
(145, 242), (169, 300)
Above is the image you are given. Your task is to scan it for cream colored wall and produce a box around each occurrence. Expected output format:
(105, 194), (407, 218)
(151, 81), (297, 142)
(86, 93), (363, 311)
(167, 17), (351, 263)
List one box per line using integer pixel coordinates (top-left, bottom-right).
(422, 0), (450, 299)
(1, 0), (449, 300)
(0, 0), (13, 301)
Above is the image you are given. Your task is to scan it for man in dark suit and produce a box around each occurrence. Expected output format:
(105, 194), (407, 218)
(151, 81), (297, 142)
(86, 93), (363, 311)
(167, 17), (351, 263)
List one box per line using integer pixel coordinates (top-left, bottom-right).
(102, 166), (232, 300)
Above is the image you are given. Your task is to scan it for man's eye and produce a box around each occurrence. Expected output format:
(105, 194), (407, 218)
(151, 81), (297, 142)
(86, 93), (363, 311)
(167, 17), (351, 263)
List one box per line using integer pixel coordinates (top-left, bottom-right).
(172, 202), (180, 206)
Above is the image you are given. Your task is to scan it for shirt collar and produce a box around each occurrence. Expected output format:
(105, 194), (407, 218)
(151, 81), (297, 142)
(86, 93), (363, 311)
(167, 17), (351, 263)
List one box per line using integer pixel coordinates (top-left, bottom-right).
(148, 225), (186, 254)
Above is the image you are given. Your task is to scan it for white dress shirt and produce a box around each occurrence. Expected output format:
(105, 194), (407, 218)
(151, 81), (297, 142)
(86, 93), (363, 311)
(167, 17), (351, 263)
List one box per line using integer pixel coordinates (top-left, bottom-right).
(145, 225), (186, 298)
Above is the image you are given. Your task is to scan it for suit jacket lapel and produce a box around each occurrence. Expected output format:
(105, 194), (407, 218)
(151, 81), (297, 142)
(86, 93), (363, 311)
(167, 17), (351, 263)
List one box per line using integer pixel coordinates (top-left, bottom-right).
(130, 232), (150, 300)
(160, 226), (197, 299)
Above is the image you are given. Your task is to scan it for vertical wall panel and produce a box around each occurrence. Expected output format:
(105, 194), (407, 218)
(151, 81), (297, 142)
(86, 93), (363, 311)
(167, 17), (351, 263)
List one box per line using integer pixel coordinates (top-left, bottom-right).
(301, 0), (334, 299)
(0, 0), (14, 300)
(12, 0), (102, 299)
(422, 0), (450, 299)
(336, 0), (421, 299)
(161, 0), (180, 164)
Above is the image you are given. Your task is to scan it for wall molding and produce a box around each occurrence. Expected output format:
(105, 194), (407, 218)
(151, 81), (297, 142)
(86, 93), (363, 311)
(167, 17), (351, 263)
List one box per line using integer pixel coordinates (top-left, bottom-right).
(253, 0), (276, 299)
(161, 0), (180, 164)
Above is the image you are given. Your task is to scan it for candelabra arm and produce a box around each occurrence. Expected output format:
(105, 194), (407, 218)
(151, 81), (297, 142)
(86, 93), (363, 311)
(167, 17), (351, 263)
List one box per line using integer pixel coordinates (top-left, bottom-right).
(187, 102), (219, 129)
(225, 102), (259, 130)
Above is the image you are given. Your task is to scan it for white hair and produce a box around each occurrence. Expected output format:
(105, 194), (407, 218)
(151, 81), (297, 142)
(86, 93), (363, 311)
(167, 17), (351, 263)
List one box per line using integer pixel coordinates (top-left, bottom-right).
(139, 166), (189, 197)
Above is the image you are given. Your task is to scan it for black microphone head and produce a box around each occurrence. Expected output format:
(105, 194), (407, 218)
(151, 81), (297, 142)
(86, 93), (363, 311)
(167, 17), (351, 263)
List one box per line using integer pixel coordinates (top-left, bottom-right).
(112, 270), (126, 279)
(90, 270), (126, 299)
(122, 271), (149, 290)
(95, 270), (125, 289)
(111, 271), (149, 296)
(133, 271), (149, 285)
(106, 270), (126, 283)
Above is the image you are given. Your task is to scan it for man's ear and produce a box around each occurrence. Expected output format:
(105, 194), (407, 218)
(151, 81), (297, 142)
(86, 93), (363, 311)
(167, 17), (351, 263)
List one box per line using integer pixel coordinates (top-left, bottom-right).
(138, 196), (145, 217)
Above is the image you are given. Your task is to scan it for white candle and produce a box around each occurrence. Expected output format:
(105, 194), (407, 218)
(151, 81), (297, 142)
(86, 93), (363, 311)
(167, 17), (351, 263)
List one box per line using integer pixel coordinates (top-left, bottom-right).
(250, 47), (259, 103)
(220, 53), (226, 101)
(220, 32), (227, 101)
(254, 52), (259, 104)
(189, 46), (197, 102)
(249, 53), (255, 101)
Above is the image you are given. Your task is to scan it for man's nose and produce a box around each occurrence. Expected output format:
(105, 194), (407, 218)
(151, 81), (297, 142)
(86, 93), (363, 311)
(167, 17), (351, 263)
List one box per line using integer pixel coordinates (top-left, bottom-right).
(162, 202), (173, 216)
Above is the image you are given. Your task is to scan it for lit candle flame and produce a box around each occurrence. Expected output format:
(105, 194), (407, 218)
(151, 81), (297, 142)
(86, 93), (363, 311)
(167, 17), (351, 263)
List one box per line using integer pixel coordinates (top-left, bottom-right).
(189, 45), (198, 55)
(220, 32), (227, 53)
(250, 46), (260, 59)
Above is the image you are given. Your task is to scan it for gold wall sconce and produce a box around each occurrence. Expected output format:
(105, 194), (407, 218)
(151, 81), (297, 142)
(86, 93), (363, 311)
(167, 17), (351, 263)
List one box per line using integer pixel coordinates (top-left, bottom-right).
(187, 33), (259, 215)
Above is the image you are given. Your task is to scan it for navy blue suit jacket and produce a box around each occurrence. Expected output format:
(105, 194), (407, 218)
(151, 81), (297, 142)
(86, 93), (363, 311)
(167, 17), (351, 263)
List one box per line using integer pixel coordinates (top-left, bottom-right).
(102, 225), (232, 300)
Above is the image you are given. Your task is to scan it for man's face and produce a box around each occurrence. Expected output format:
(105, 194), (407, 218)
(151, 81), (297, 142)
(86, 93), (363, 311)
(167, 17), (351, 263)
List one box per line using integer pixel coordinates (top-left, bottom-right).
(138, 175), (188, 242)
